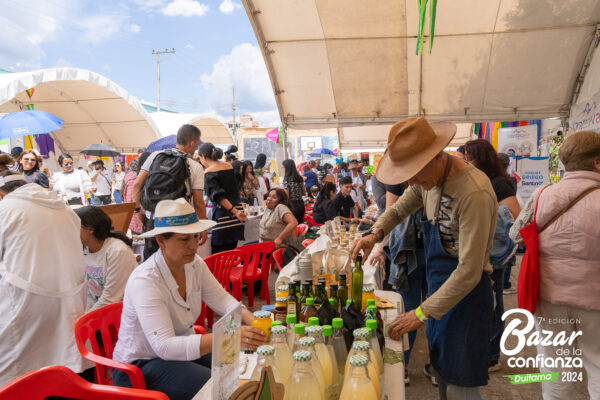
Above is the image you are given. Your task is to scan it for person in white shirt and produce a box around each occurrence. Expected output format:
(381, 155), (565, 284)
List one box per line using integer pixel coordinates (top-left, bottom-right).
(0, 171), (90, 386)
(112, 198), (265, 400)
(74, 206), (138, 311)
(90, 160), (113, 205)
(133, 124), (208, 260)
(53, 153), (96, 205)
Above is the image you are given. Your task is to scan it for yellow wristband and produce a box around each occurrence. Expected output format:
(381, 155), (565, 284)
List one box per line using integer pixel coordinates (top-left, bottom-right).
(415, 306), (429, 322)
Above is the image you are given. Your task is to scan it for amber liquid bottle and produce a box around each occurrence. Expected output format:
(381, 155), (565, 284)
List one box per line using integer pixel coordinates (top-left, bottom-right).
(300, 297), (318, 323)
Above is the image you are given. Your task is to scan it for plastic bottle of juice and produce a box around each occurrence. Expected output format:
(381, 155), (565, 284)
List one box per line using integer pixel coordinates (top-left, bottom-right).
(366, 319), (384, 387)
(300, 298), (317, 323)
(285, 350), (324, 400)
(286, 314), (297, 350)
(271, 325), (293, 386)
(344, 341), (380, 399)
(308, 316), (320, 327)
(339, 354), (378, 400)
(292, 323), (305, 353)
(307, 325), (337, 400)
(330, 318), (348, 382)
(322, 325), (342, 400)
(251, 345), (282, 383)
(298, 336), (327, 400)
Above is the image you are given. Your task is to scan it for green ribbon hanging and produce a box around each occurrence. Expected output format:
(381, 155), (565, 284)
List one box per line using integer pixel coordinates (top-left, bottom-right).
(416, 0), (438, 55)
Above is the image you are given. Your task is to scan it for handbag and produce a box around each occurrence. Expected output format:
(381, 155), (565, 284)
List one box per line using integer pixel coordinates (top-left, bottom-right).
(518, 185), (600, 314)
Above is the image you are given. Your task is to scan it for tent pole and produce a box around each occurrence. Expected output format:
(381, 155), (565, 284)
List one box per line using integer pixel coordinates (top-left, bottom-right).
(569, 24), (600, 109)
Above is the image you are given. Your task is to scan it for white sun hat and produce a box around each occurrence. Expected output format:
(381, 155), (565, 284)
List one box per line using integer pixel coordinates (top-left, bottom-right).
(138, 198), (216, 238)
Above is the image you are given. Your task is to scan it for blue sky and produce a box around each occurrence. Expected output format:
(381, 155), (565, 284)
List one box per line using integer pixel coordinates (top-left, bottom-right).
(0, 0), (279, 126)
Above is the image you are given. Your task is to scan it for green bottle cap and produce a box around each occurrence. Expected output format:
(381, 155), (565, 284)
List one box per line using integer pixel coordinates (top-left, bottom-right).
(322, 325), (333, 336)
(286, 314), (297, 324)
(366, 299), (376, 306)
(308, 317), (319, 326)
(294, 323), (305, 335)
(366, 319), (378, 332)
(271, 320), (283, 327)
(332, 317), (343, 329)
(306, 297), (315, 305)
(368, 305), (378, 313)
(346, 299), (351, 306)
(328, 298), (336, 306)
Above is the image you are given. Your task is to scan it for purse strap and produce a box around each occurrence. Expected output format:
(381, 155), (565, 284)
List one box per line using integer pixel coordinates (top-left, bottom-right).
(538, 186), (600, 233)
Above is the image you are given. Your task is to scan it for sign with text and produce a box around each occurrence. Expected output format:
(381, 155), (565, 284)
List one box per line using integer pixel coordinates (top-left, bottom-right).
(498, 124), (538, 157)
(513, 156), (549, 206)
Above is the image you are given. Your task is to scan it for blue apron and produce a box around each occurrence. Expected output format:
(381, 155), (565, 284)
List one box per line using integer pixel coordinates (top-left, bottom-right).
(421, 156), (493, 387)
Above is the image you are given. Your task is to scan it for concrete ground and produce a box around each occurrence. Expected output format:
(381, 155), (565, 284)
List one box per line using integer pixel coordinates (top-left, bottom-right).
(244, 255), (591, 400)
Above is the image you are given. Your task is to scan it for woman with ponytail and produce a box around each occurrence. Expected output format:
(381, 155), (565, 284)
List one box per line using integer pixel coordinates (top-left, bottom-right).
(198, 142), (248, 254)
(75, 206), (138, 311)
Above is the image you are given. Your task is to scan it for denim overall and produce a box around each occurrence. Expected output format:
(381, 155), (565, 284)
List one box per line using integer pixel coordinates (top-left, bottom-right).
(422, 156), (493, 387)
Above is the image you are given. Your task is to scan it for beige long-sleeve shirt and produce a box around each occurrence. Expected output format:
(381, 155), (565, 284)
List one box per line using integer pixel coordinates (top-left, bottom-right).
(374, 165), (497, 319)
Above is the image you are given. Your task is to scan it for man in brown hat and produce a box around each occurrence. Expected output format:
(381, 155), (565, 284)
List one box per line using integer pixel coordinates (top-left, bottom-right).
(351, 117), (497, 399)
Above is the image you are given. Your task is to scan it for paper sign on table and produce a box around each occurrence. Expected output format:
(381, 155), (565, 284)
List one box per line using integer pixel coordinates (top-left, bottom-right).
(212, 304), (242, 400)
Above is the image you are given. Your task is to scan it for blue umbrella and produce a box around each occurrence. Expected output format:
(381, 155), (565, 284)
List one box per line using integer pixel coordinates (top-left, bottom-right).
(0, 110), (63, 139)
(146, 134), (203, 153)
(146, 135), (176, 152)
(307, 147), (335, 157)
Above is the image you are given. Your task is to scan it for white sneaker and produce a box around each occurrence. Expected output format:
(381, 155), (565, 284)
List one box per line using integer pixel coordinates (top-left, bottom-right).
(423, 364), (439, 387)
(503, 287), (517, 295)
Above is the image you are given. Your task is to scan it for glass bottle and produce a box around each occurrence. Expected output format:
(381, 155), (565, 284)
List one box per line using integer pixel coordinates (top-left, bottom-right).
(294, 280), (302, 303)
(274, 297), (288, 324)
(298, 336), (327, 399)
(351, 255), (364, 311)
(308, 316), (320, 327)
(366, 319), (384, 381)
(307, 325), (336, 400)
(277, 284), (290, 298)
(328, 298), (338, 317)
(251, 311), (272, 342)
(337, 274), (348, 310)
(300, 283), (310, 311)
(344, 341), (380, 399)
(251, 345), (282, 383)
(305, 280), (315, 297)
(322, 325), (341, 399)
(300, 298), (317, 323)
(363, 299), (376, 319)
(287, 283), (299, 320)
(339, 354), (378, 400)
(285, 350), (324, 400)
(361, 286), (375, 312)
(330, 317), (348, 382)
(271, 325), (293, 386)
(286, 314), (297, 350)
(314, 283), (324, 308)
(329, 284), (339, 311)
(292, 323), (305, 353)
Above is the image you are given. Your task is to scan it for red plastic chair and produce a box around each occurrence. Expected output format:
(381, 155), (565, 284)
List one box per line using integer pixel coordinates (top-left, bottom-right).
(0, 365), (168, 400)
(272, 248), (285, 272)
(306, 214), (323, 228)
(302, 239), (315, 247)
(295, 223), (309, 237)
(198, 250), (245, 329)
(74, 302), (146, 389)
(231, 242), (275, 307)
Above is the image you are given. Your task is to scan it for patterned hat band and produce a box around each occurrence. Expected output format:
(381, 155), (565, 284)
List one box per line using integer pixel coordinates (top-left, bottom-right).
(153, 212), (199, 228)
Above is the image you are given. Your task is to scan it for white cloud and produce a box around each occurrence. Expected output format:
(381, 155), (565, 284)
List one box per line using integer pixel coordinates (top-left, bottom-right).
(130, 23), (141, 34)
(200, 43), (278, 126)
(162, 0), (209, 17)
(219, 0), (241, 14)
(0, 16), (45, 71)
(76, 15), (129, 44)
(184, 44), (194, 49)
(54, 58), (73, 68)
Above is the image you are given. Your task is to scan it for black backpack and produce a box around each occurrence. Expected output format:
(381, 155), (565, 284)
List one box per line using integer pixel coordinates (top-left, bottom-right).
(140, 149), (190, 212)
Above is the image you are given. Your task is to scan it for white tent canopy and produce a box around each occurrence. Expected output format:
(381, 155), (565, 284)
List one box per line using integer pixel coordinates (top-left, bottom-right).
(0, 68), (161, 153)
(243, 0), (600, 148)
(149, 112), (234, 145)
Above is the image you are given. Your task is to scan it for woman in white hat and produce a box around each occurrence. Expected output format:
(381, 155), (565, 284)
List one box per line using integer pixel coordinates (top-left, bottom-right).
(112, 198), (266, 400)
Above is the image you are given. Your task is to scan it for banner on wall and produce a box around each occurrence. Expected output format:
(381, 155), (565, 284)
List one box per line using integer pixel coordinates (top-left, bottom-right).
(512, 156), (549, 206)
(497, 125), (538, 157)
(570, 91), (600, 133)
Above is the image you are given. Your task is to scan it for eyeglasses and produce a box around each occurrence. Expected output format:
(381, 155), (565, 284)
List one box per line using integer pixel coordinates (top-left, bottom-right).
(63, 162), (74, 166)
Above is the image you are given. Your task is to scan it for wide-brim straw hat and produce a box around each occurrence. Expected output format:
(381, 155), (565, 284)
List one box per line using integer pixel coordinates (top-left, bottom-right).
(376, 117), (457, 184)
(139, 198), (216, 238)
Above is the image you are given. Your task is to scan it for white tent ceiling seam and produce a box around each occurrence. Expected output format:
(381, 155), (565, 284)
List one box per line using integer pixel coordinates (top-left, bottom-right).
(0, 68), (161, 153)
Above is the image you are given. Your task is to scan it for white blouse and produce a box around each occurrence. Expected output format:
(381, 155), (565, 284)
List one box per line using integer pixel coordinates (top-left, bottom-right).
(113, 251), (239, 364)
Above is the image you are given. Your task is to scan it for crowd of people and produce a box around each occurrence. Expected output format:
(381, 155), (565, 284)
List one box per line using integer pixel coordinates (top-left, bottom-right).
(0, 118), (598, 400)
